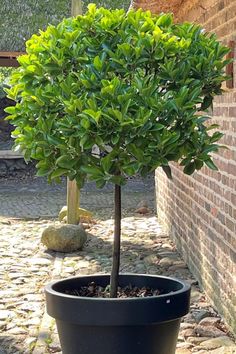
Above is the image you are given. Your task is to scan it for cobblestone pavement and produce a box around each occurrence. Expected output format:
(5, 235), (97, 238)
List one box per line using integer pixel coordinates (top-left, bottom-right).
(0, 176), (235, 354)
(0, 175), (155, 218)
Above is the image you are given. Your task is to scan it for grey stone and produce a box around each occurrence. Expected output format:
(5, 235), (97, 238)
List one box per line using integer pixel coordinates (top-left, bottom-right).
(187, 336), (211, 345)
(0, 321), (6, 330)
(192, 309), (211, 323)
(159, 257), (174, 267)
(136, 200), (149, 208)
(195, 324), (226, 338)
(41, 224), (87, 252)
(29, 258), (52, 266)
(199, 317), (221, 327)
(143, 254), (158, 265)
(180, 327), (196, 338)
(175, 349), (192, 354)
(199, 336), (236, 350)
(208, 347), (236, 354)
(0, 310), (12, 320)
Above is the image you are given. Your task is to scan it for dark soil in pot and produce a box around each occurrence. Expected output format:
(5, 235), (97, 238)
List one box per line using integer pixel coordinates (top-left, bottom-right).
(64, 281), (163, 298)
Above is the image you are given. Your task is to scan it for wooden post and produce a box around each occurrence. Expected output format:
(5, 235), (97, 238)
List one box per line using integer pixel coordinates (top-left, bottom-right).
(71, 0), (82, 16)
(66, 0), (82, 224)
(67, 179), (80, 224)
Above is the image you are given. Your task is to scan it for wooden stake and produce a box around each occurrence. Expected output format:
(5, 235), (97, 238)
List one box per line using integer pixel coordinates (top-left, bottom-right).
(67, 179), (80, 224)
(71, 0), (82, 16)
(66, 0), (82, 225)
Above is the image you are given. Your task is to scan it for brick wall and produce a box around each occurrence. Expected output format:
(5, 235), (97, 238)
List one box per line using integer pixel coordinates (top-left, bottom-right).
(155, 0), (236, 333)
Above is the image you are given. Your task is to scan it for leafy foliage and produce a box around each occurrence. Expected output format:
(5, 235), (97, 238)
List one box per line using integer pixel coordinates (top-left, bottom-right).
(5, 5), (230, 188)
(0, 68), (15, 99)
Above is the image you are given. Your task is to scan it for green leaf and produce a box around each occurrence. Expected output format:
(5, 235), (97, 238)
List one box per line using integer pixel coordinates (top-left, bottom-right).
(154, 123), (165, 130)
(110, 175), (126, 186)
(154, 47), (164, 60)
(201, 96), (213, 111)
(47, 135), (62, 146)
(95, 179), (106, 189)
(81, 165), (103, 176)
(83, 109), (101, 123)
(162, 165), (172, 179)
(156, 13), (173, 27)
(202, 145), (219, 154)
(210, 132), (223, 143)
(205, 158), (218, 171)
(94, 56), (103, 71)
(101, 154), (113, 173)
(195, 159), (203, 170)
(111, 135), (119, 145)
(36, 167), (50, 177)
(183, 162), (196, 175)
(128, 144), (144, 161)
(56, 155), (76, 169)
(206, 124), (219, 131)
(81, 118), (91, 129)
(51, 168), (68, 179)
(75, 175), (86, 189)
(4, 106), (16, 114)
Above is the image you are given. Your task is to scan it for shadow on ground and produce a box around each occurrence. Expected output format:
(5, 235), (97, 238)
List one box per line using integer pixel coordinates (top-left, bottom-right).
(0, 336), (24, 354)
(43, 215), (190, 281)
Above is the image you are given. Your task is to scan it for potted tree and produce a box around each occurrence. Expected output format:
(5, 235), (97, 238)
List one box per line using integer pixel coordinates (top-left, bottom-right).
(5, 5), (230, 354)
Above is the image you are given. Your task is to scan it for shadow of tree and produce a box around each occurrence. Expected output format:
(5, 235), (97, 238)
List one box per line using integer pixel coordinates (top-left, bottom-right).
(0, 336), (24, 354)
(50, 215), (194, 285)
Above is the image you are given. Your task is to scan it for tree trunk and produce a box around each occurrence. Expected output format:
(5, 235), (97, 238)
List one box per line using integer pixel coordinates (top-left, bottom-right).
(110, 184), (121, 298)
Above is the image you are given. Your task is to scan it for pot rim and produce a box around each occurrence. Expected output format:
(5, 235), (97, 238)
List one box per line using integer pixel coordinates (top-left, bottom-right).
(45, 273), (191, 302)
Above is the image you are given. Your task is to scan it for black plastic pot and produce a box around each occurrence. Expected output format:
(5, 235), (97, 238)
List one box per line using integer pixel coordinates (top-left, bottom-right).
(45, 274), (191, 354)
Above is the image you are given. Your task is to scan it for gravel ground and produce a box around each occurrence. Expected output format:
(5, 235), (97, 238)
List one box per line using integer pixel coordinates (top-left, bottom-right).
(0, 172), (235, 354)
(0, 213), (235, 354)
(0, 175), (155, 219)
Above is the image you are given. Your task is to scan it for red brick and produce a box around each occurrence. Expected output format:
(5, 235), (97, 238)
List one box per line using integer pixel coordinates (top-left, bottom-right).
(229, 107), (236, 117)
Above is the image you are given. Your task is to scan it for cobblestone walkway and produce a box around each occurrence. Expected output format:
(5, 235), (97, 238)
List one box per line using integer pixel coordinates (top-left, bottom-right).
(0, 177), (235, 354)
(0, 176), (155, 218)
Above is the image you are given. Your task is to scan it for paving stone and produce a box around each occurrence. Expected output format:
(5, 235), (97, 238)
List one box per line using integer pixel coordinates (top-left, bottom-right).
(195, 325), (227, 338)
(208, 347), (236, 354)
(159, 257), (174, 267)
(0, 310), (12, 320)
(199, 317), (221, 327)
(176, 349), (192, 354)
(192, 309), (211, 323)
(180, 327), (196, 338)
(199, 337), (236, 350)
(187, 336), (212, 345)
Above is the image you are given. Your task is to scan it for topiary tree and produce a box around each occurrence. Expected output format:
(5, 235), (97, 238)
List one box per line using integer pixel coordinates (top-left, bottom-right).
(5, 4), (230, 297)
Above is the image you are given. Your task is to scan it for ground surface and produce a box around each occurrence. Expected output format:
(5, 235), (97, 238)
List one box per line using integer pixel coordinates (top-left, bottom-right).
(0, 175), (235, 354)
(0, 175), (155, 219)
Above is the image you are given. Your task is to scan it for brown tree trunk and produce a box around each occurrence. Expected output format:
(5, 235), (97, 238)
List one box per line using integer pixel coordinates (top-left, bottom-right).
(110, 183), (121, 298)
